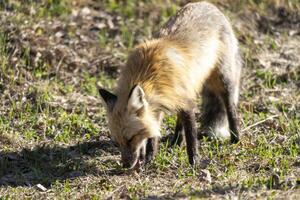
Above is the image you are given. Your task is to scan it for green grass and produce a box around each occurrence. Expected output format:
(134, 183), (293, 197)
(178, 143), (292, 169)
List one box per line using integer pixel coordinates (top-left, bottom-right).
(0, 0), (300, 199)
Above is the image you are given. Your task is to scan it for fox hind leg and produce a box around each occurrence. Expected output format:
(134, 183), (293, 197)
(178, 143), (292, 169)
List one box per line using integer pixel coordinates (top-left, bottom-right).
(201, 45), (241, 143)
(220, 50), (241, 143)
(221, 82), (240, 143)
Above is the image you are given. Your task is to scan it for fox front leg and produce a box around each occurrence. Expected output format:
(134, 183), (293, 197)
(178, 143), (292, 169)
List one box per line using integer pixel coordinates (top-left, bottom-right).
(180, 109), (199, 165)
(145, 137), (159, 163)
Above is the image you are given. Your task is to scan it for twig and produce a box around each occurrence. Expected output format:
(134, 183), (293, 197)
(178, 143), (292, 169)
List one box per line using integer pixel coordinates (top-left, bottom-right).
(242, 114), (279, 132)
(105, 184), (125, 199)
(55, 55), (65, 75)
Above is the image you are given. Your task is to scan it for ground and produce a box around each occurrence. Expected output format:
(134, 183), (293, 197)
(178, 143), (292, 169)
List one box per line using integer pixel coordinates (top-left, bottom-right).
(0, 0), (299, 199)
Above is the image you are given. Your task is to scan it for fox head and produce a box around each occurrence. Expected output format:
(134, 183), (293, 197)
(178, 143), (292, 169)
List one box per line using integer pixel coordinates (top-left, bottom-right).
(99, 85), (160, 169)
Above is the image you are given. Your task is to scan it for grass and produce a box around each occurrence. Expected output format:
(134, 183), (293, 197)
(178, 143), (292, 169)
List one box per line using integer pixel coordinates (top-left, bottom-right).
(0, 0), (300, 199)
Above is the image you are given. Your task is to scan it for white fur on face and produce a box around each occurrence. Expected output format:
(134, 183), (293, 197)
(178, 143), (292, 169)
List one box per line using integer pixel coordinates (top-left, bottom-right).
(107, 106), (160, 168)
(107, 102), (161, 147)
(140, 109), (161, 138)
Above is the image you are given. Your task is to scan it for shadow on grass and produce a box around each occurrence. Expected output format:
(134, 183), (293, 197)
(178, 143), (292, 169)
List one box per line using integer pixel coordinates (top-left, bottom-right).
(0, 138), (121, 187)
(144, 184), (241, 200)
(0, 134), (180, 188)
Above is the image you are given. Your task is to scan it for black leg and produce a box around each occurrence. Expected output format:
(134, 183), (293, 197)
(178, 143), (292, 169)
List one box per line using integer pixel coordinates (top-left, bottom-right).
(145, 137), (159, 163)
(180, 110), (199, 165)
(170, 114), (184, 147)
(222, 92), (240, 143)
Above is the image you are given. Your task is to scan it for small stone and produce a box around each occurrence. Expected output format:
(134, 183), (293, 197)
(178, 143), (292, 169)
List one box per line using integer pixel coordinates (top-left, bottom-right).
(55, 31), (64, 38)
(36, 183), (47, 192)
(81, 7), (91, 16)
(30, 7), (36, 15)
(199, 169), (212, 183)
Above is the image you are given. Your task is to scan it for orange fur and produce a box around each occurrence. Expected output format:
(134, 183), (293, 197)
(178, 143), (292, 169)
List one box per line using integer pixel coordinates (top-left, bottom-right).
(114, 35), (221, 116)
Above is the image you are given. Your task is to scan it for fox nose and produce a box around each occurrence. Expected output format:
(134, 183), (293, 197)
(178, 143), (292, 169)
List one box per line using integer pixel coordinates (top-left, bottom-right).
(121, 151), (132, 168)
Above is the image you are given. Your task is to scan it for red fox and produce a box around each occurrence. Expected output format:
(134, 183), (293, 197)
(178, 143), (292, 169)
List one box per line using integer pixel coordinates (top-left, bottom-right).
(99, 2), (242, 169)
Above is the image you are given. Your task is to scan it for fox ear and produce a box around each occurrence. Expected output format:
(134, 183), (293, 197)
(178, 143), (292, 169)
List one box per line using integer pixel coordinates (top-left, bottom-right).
(99, 88), (117, 111)
(128, 85), (147, 112)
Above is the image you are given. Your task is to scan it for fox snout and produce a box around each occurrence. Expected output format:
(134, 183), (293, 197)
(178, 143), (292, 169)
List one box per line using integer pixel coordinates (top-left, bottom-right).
(120, 144), (146, 169)
(121, 148), (136, 168)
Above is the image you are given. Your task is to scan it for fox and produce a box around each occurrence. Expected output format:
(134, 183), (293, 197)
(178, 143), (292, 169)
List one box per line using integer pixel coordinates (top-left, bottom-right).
(98, 2), (242, 169)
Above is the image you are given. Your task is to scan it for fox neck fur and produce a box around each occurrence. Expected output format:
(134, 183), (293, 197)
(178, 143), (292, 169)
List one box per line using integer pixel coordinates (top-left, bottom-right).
(114, 35), (221, 116)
